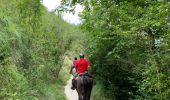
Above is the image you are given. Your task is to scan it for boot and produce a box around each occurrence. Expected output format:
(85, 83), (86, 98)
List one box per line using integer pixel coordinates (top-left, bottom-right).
(71, 85), (75, 90)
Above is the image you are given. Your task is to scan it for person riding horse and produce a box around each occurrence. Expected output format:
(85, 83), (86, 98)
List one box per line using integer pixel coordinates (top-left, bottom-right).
(70, 57), (78, 78)
(71, 53), (90, 90)
(70, 53), (93, 100)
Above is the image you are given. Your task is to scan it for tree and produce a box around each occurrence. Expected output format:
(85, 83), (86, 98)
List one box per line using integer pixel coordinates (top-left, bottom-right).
(61, 0), (170, 99)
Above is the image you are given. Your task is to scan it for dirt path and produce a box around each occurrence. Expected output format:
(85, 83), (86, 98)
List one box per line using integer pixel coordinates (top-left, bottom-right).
(64, 76), (78, 100)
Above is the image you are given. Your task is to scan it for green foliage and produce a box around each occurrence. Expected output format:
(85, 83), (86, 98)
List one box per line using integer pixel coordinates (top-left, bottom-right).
(91, 81), (110, 100)
(61, 0), (170, 99)
(0, 63), (31, 99)
(0, 0), (78, 99)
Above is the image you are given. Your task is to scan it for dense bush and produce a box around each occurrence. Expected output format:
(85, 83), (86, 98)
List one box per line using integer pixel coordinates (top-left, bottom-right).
(0, 0), (77, 99)
(62, 0), (170, 99)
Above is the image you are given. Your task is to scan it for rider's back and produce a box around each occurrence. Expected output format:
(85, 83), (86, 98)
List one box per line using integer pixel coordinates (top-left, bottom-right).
(76, 58), (89, 74)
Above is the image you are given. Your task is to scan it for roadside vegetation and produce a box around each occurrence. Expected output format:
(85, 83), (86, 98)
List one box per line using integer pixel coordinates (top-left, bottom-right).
(0, 0), (80, 99)
(61, 0), (170, 99)
(1, 0), (170, 100)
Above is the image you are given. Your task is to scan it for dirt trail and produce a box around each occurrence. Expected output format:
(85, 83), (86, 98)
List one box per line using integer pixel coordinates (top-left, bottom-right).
(64, 76), (78, 100)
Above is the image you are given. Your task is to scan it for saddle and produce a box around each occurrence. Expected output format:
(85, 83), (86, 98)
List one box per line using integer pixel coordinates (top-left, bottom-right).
(72, 71), (93, 90)
(78, 71), (92, 78)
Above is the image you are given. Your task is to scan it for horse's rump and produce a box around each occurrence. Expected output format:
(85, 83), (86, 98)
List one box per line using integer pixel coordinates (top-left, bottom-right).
(83, 76), (93, 94)
(76, 74), (93, 100)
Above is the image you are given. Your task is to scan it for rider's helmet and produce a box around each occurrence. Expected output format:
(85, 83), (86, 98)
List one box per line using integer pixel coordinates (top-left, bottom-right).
(79, 53), (84, 58)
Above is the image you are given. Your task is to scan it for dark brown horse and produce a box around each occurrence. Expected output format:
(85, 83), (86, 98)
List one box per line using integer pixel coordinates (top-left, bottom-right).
(75, 75), (93, 100)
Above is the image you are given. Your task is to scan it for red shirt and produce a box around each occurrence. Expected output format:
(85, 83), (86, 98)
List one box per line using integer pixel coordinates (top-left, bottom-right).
(76, 58), (89, 74)
(72, 60), (77, 67)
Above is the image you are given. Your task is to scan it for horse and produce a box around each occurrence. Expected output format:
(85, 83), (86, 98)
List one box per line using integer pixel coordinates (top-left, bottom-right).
(75, 73), (93, 100)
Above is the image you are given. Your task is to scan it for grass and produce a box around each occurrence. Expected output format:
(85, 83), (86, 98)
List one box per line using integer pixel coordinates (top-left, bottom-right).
(36, 54), (72, 100)
(91, 82), (109, 100)
(53, 54), (72, 100)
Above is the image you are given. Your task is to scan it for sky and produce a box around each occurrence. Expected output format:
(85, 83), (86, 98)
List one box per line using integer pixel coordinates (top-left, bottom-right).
(42, 0), (83, 24)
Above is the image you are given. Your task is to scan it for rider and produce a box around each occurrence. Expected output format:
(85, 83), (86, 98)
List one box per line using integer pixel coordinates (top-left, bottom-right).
(71, 53), (90, 90)
(70, 57), (78, 76)
(76, 53), (90, 75)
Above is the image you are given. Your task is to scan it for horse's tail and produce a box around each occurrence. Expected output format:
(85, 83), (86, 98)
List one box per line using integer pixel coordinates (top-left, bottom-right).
(83, 75), (93, 100)
(83, 76), (88, 91)
(83, 76), (88, 100)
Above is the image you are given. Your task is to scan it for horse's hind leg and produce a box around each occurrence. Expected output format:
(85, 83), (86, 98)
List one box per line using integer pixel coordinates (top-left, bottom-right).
(86, 85), (92, 100)
(86, 78), (93, 100)
(77, 80), (84, 100)
(78, 94), (84, 100)
(78, 95), (82, 100)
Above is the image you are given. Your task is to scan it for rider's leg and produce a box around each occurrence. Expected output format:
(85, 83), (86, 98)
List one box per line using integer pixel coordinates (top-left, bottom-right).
(71, 71), (78, 90)
(71, 78), (76, 90)
(71, 74), (77, 90)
